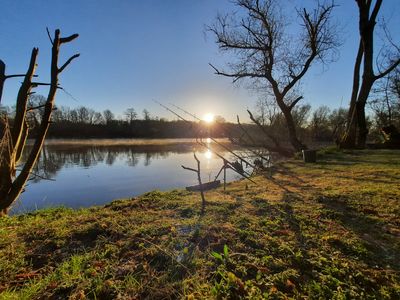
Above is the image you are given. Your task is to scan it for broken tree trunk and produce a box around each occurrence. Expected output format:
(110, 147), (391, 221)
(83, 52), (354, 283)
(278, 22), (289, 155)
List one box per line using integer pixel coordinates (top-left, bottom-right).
(182, 153), (206, 214)
(0, 29), (79, 215)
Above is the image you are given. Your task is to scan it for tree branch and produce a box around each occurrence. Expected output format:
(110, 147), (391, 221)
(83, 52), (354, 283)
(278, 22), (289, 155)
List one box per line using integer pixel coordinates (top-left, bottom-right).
(27, 104), (47, 112)
(58, 54), (80, 73)
(209, 63), (264, 82)
(5, 74), (38, 79)
(288, 96), (303, 110)
(181, 165), (197, 173)
(375, 58), (400, 80)
(60, 33), (79, 44)
(46, 27), (54, 45)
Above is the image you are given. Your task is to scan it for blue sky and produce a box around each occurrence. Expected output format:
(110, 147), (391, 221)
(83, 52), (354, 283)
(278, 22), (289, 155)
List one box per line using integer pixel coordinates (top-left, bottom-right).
(1, 0), (399, 121)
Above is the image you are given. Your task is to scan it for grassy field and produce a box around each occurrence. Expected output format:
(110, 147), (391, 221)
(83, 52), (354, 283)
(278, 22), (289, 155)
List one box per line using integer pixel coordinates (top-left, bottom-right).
(0, 149), (399, 299)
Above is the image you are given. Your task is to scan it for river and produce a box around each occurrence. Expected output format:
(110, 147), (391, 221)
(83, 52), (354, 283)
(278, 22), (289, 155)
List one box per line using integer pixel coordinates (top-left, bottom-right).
(11, 139), (257, 214)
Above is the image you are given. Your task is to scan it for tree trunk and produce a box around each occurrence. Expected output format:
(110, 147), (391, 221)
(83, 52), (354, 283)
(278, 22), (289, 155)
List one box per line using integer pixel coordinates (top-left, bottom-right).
(0, 30), (79, 215)
(340, 0), (400, 149)
(276, 95), (307, 152)
(355, 78), (374, 147)
(0, 60), (5, 104)
(340, 40), (363, 149)
(283, 109), (307, 151)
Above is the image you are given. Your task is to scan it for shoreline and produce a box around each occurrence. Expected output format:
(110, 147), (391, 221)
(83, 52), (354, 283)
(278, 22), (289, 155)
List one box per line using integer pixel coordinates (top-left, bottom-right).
(1, 149), (399, 298)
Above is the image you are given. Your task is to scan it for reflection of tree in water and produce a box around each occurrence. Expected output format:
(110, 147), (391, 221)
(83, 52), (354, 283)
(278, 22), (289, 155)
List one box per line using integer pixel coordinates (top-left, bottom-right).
(144, 152), (151, 166)
(126, 150), (139, 167)
(21, 144), (186, 182)
(29, 147), (63, 183)
(105, 150), (116, 165)
(144, 151), (170, 166)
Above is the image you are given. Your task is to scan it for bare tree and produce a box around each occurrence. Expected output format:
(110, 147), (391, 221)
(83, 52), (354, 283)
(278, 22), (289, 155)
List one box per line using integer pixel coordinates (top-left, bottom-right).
(0, 29), (79, 215)
(340, 0), (400, 148)
(142, 109), (150, 121)
(369, 66), (400, 128)
(182, 153), (206, 214)
(310, 105), (331, 141)
(92, 112), (104, 125)
(26, 94), (47, 128)
(125, 107), (137, 124)
(77, 106), (90, 123)
(103, 109), (114, 125)
(209, 0), (339, 151)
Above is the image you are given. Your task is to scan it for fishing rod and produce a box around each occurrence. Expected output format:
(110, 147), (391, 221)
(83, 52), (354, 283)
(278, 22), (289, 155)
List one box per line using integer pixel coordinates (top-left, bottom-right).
(154, 100), (254, 168)
(236, 115), (271, 163)
(167, 102), (256, 169)
(170, 103), (271, 164)
(197, 138), (256, 184)
(154, 100), (257, 184)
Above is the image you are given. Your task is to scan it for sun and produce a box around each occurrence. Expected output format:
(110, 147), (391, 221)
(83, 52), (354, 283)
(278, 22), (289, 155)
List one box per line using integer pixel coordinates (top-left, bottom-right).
(203, 113), (214, 123)
(205, 149), (212, 159)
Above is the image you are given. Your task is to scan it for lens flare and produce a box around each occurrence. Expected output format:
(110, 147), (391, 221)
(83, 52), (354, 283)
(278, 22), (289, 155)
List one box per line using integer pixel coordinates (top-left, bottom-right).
(203, 113), (214, 123)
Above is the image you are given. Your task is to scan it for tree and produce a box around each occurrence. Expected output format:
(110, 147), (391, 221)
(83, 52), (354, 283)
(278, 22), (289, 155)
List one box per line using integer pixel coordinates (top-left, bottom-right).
(103, 109), (114, 125)
(209, 0), (339, 151)
(310, 105), (331, 140)
(340, 0), (400, 148)
(369, 67), (400, 129)
(26, 94), (47, 128)
(77, 106), (90, 123)
(0, 29), (79, 215)
(214, 115), (226, 123)
(142, 109), (150, 121)
(125, 108), (137, 124)
(92, 112), (104, 125)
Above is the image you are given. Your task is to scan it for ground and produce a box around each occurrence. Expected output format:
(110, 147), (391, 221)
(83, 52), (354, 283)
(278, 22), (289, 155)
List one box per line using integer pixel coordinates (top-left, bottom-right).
(0, 149), (399, 299)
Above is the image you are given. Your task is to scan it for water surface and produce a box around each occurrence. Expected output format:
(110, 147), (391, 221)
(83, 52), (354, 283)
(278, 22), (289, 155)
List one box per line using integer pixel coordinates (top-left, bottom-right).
(12, 139), (252, 214)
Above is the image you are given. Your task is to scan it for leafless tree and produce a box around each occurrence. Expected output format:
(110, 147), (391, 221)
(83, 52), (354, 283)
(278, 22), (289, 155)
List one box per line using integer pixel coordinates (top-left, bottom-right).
(0, 29), (79, 215)
(310, 105), (331, 140)
(340, 0), (400, 148)
(209, 0), (339, 151)
(142, 109), (151, 121)
(182, 153), (206, 214)
(103, 109), (114, 125)
(369, 66), (400, 129)
(125, 108), (138, 124)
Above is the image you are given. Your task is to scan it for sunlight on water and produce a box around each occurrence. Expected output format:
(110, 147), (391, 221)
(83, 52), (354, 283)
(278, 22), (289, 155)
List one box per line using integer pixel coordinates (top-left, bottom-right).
(205, 149), (212, 159)
(11, 139), (257, 214)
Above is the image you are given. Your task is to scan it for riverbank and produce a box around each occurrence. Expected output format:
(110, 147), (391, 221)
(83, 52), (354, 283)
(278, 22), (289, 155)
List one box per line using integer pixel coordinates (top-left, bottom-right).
(1, 149), (399, 298)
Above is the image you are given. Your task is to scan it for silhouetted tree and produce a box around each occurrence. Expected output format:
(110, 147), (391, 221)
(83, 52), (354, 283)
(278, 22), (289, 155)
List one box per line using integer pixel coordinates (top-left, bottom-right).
(310, 106), (331, 141)
(125, 108), (137, 124)
(142, 109), (150, 121)
(340, 0), (400, 148)
(0, 29), (79, 215)
(103, 109), (114, 125)
(369, 66), (400, 129)
(209, 0), (339, 151)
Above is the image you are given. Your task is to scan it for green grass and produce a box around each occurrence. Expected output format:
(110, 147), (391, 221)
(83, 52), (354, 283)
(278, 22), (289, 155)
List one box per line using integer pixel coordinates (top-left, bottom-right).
(0, 149), (399, 299)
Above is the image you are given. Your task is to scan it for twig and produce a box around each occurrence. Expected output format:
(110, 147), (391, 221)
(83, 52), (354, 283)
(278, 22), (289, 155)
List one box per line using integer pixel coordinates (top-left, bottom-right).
(138, 237), (192, 274)
(182, 153), (206, 213)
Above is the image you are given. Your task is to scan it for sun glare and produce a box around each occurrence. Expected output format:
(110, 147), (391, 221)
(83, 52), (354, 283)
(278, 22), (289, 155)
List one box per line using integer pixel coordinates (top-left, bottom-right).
(205, 149), (212, 159)
(203, 113), (214, 123)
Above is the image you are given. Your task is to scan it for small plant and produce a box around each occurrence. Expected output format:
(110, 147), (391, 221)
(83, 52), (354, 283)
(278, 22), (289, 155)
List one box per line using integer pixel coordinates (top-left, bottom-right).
(211, 244), (229, 264)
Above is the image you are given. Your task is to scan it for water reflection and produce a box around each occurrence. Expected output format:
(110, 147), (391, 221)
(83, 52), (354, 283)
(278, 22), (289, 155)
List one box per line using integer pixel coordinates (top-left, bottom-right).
(25, 144), (197, 181)
(13, 142), (251, 214)
(205, 149), (212, 159)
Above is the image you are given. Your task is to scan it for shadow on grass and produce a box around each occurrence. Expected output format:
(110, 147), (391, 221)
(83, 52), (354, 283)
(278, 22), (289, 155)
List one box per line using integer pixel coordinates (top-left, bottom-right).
(22, 222), (116, 269)
(318, 195), (400, 270)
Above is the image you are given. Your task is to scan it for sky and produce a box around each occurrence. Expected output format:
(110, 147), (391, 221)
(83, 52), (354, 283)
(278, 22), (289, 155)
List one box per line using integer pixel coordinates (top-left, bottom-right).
(1, 0), (399, 122)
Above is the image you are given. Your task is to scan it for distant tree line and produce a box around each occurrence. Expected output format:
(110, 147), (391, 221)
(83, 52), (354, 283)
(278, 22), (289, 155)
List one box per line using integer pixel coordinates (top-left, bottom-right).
(1, 90), (398, 144)
(0, 97), (232, 139)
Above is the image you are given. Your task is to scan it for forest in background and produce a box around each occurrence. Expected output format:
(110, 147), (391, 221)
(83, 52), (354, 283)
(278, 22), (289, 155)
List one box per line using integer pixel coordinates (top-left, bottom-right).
(2, 86), (399, 144)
